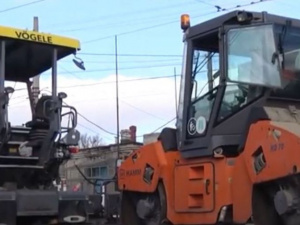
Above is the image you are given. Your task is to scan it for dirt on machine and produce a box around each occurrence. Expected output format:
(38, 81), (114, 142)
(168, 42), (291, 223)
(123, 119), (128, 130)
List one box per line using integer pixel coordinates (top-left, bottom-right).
(118, 10), (300, 225)
(0, 25), (92, 225)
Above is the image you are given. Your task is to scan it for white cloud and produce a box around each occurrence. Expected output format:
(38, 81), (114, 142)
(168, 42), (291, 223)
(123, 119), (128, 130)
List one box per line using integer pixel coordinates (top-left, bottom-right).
(6, 73), (179, 144)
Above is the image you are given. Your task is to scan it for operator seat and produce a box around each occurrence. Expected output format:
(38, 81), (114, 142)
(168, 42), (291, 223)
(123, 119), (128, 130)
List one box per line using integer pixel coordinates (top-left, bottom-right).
(25, 95), (52, 148)
(26, 95), (52, 129)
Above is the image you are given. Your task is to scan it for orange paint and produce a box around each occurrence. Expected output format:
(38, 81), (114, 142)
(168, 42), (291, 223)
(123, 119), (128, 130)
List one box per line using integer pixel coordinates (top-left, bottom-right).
(118, 121), (300, 224)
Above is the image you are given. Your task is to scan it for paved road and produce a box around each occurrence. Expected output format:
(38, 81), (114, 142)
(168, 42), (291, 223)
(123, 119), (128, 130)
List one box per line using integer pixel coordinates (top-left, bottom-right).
(88, 218), (255, 225)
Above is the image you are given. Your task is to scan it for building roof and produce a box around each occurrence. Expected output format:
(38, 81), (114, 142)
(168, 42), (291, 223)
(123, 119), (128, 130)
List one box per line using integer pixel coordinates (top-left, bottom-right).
(0, 25), (80, 81)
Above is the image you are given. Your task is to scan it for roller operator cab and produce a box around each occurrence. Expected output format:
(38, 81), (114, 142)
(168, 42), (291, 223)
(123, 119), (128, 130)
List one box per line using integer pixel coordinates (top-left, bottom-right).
(119, 11), (300, 225)
(0, 25), (89, 225)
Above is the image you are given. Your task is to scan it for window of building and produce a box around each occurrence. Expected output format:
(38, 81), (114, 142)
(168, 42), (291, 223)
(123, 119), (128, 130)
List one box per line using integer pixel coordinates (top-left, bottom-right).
(84, 166), (108, 178)
(84, 168), (91, 177)
(100, 166), (108, 177)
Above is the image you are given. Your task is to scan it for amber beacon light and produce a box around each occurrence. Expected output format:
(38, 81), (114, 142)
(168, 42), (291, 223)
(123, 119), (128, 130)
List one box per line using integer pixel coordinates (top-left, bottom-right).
(181, 14), (190, 31)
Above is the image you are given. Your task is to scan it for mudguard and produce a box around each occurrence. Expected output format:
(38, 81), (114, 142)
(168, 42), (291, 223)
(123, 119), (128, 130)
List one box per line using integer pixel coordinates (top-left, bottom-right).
(232, 121), (300, 223)
(118, 141), (168, 193)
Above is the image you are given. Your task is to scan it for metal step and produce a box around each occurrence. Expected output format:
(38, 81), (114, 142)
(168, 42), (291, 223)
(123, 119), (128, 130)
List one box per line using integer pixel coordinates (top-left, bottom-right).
(0, 164), (43, 169)
(7, 141), (23, 145)
(0, 156), (40, 167)
(0, 155), (38, 160)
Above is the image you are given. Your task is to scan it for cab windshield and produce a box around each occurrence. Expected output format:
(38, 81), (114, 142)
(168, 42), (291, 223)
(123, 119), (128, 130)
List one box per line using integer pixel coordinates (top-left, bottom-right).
(227, 24), (281, 88)
(227, 23), (300, 100)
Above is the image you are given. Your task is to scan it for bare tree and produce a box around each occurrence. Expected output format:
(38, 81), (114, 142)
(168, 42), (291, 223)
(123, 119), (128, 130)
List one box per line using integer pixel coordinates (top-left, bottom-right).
(79, 133), (90, 149)
(79, 133), (103, 149)
(89, 135), (102, 147)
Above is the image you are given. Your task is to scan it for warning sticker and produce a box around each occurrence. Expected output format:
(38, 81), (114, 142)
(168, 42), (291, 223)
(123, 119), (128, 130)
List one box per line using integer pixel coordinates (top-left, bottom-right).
(187, 117), (197, 135)
(196, 116), (206, 134)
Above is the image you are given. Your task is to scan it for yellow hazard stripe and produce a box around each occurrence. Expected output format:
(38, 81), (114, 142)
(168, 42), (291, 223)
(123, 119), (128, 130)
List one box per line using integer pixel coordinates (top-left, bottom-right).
(0, 25), (80, 50)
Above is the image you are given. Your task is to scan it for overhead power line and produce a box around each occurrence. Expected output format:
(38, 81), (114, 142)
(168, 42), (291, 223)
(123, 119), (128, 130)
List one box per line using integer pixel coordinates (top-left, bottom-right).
(82, 0), (274, 44)
(59, 64), (83, 80)
(82, 19), (182, 44)
(78, 53), (182, 57)
(151, 117), (176, 133)
(120, 99), (166, 121)
(77, 112), (116, 136)
(61, 58), (181, 64)
(0, 0), (46, 13)
(57, 63), (181, 74)
(195, 0), (220, 7)
(136, 117), (177, 138)
(58, 75), (180, 89)
(43, 1), (197, 29)
(62, 101), (116, 136)
(77, 123), (115, 142)
(77, 123), (99, 135)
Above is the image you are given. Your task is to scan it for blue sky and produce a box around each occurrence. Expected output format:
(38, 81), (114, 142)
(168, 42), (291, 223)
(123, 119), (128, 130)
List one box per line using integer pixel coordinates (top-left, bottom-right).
(1, 0), (299, 144)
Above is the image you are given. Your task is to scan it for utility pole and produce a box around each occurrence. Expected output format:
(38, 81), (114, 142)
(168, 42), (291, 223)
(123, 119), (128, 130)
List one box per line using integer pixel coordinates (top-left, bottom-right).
(115, 35), (120, 155)
(32, 16), (40, 108)
(174, 67), (178, 117)
(114, 35), (121, 222)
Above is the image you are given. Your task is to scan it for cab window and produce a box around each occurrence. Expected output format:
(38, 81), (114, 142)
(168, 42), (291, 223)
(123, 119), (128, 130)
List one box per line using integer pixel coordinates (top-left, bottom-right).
(227, 24), (281, 88)
(218, 83), (263, 121)
(187, 48), (219, 138)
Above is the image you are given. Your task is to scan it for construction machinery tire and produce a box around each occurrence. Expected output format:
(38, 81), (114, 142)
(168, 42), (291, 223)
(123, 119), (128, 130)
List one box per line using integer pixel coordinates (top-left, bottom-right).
(252, 185), (283, 225)
(121, 182), (170, 225)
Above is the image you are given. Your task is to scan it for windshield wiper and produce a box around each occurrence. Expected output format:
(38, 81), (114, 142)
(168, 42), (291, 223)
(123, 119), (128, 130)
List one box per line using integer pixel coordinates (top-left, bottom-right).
(273, 20), (291, 68)
(192, 52), (200, 80)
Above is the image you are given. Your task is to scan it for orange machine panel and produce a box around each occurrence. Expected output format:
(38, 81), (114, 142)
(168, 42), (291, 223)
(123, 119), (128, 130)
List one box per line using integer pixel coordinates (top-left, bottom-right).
(232, 121), (300, 223)
(118, 141), (168, 193)
(166, 157), (234, 224)
(242, 121), (300, 183)
(174, 163), (214, 213)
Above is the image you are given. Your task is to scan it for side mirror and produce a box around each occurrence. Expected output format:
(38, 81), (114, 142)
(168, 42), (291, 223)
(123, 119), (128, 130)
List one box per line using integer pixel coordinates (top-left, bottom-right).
(73, 55), (86, 71)
(58, 92), (67, 99)
(5, 87), (15, 94)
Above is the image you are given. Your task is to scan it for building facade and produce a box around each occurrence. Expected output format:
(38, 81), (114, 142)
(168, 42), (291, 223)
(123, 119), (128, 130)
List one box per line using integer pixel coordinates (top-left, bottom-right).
(60, 142), (142, 195)
(60, 125), (161, 196)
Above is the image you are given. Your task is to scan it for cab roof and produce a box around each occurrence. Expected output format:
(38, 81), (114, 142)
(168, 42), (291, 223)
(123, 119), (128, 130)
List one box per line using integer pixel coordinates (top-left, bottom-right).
(187, 10), (300, 39)
(0, 25), (81, 82)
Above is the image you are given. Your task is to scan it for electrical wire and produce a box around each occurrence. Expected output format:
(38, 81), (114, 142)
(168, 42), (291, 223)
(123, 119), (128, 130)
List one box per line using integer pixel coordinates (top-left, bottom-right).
(8, 82), (17, 100)
(78, 53), (182, 57)
(54, 63), (182, 75)
(43, 1), (197, 29)
(151, 117), (176, 133)
(194, 0), (221, 8)
(58, 75), (180, 89)
(77, 123), (115, 142)
(120, 99), (166, 121)
(77, 123), (99, 135)
(60, 58), (181, 64)
(82, 19), (183, 44)
(77, 112), (116, 136)
(82, 0), (275, 44)
(0, 0), (46, 13)
(136, 117), (177, 138)
(62, 101), (116, 136)
(59, 65), (83, 80)
(45, 0), (234, 34)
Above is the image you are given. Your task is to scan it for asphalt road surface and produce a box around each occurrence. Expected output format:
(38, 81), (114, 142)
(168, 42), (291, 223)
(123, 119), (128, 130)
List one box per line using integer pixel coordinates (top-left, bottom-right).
(88, 218), (255, 225)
